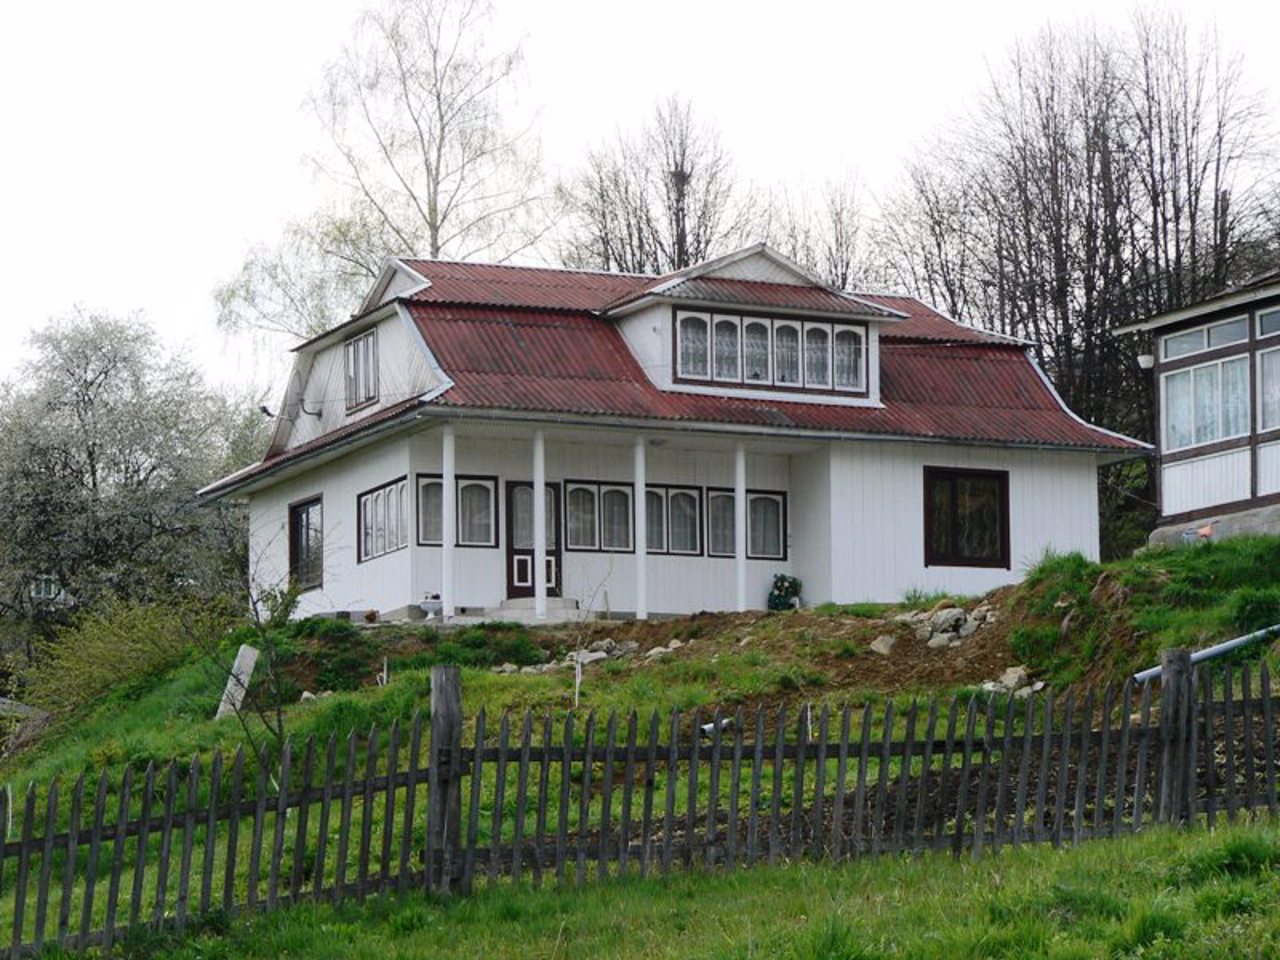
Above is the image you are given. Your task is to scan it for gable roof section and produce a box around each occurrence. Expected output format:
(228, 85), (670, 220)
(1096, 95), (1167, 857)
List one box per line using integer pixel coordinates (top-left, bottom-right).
(406, 301), (1143, 453)
(399, 259), (651, 311)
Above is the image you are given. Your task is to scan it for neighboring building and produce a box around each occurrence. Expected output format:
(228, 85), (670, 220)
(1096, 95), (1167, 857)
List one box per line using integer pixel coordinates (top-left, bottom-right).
(201, 244), (1144, 621)
(1115, 268), (1280, 544)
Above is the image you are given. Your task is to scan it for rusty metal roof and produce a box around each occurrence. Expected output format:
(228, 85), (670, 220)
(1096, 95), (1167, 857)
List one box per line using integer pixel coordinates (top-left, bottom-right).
(401, 259), (651, 311)
(408, 304), (1143, 452)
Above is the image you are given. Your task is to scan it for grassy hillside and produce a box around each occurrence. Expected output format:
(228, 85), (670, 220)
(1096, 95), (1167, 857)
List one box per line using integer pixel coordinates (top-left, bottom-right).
(90, 822), (1280, 959)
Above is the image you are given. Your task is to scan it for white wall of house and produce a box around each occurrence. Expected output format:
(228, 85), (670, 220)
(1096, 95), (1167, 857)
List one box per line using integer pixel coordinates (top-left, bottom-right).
(1162, 449), (1252, 516)
(248, 424), (1103, 618)
(1259, 441), (1280, 498)
(824, 441), (1101, 601)
(248, 437), (414, 617)
(282, 311), (442, 451)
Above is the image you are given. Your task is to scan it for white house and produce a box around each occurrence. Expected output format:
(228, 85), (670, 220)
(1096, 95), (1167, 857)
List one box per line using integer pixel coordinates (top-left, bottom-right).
(1114, 265), (1280, 544)
(201, 244), (1144, 621)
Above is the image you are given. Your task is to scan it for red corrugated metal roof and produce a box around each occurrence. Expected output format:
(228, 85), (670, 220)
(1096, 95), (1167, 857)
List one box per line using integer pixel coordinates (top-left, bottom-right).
(408, 304), (1142, 452)
(857, 294), (1009, 343)
(401, 259), (651, 311)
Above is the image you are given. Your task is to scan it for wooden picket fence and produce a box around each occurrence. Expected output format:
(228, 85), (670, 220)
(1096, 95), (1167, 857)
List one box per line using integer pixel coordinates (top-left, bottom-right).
(0, 653), (1277, 956)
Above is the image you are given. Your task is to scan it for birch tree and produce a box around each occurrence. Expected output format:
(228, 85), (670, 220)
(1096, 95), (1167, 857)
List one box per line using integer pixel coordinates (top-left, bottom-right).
(217, 0), (543, 338)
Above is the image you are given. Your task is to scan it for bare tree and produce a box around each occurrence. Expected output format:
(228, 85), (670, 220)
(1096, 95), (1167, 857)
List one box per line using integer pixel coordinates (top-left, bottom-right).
(558, 97), (755, 274)
(218, 0), (544, 338)
(760, 178), (870, 290)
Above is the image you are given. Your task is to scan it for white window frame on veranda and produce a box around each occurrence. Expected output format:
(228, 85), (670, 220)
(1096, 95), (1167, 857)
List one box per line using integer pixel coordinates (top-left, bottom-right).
(747, 492), (786, 560)
(344, 328), (378, 410)
(1259, 307), (1280, 341)
(1161, 355), (1251, 453)
(1258, 344), (1280, 434)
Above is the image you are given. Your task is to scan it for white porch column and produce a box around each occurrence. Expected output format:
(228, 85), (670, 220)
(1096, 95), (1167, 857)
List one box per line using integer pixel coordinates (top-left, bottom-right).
(533, 429), (547, 621)
(633, 436), (648, 620)
(441, 425), (456, 619)
(734, 441), (748, 612)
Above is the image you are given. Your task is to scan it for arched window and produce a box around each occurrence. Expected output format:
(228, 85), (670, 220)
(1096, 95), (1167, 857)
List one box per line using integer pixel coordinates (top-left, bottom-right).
(804, 325), (830, 387)
(774, 324), (800, 385)
(707, 491), (735, 557)
(601, 487), (632, 551)
(678, 314), (710, 378)
(748, 494), (784, 559)
(743, 321), (770, 382)
(567, 485), (598, 549)
(668, 490), (700, 554)
(714, 318), (740, 381)
(458, 480), (495, 546)
(645, 489), (666, 552)
(834, 328), (864, 390)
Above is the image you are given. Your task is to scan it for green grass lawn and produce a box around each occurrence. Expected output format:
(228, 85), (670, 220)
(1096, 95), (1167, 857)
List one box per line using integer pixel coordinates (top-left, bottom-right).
(82, 821), (1280, 959)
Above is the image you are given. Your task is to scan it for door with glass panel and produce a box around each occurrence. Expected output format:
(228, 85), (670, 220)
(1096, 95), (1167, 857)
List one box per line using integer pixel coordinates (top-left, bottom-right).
(505, 481), (561, 599)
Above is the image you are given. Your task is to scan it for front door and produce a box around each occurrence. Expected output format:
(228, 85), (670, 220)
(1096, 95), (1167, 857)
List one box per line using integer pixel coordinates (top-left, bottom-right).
(505, 481), (561, 599)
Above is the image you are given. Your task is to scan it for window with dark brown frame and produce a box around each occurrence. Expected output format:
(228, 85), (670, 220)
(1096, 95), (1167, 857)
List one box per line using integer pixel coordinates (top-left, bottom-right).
(288, 496), (323, 590)
(923, 468), (1010, 569)
(415, 474), (499, 548)
(357, 477), (408, 562)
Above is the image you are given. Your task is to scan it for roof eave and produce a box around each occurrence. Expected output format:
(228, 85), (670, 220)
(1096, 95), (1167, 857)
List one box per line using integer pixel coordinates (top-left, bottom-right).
(1113, 280), (1280, 335)
(603, 294), (904, 324)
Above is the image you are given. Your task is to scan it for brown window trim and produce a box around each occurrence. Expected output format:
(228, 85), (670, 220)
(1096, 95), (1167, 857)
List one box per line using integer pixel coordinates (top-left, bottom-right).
(356, 476), (409, 564)
(923, 467), (1011, 570)
(563, 479), (636, 554)
(703, 487), (789, 561)
(670, 306), (870, 399)
(414, 472), (501, 549)
(647, 484), (703, 557)
(287, 494), (324, 592)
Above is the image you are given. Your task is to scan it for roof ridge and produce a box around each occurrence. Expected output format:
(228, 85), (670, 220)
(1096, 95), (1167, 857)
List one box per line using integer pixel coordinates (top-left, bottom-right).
(402, 257), (655, 280)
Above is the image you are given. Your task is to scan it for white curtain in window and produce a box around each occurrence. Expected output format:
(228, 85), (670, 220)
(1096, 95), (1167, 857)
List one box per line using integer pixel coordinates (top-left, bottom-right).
(669, 491), (699, 553)
(646, 489), (665, 551)
(743, 322), (770, 382)
(1222, 357), (1250, 439)
(775, 325), (800, 384)
(714, 319), (740, 380)
(567, 486), (597, 548)
(373, 490), (386, 555)
(459, 482), (493, 545)
(679, 315), (709, 377)
(1263, 351), (1280, 432)
(708, 493), (735, 555)
(804, 327), (830, 386)
(420, 480), (443, 543)
(1193, 365), (1221, 443)
(601, 488), (632, 550)
(834, 329), (863, 389)
(1165, 370), (1193, 449)
(512, 486), (533, 549)
(749, 496), (782, 558)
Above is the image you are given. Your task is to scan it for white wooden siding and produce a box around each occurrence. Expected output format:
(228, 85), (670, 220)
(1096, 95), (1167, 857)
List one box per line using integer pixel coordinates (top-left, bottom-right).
(825, 441), (1100, 601)
(249, 438), (413, 618)
(1256, 441), (1280, 497)
(1161, 449), (1251, 516)
(789, 448), (832, 603)
(284, 312), (441, 451)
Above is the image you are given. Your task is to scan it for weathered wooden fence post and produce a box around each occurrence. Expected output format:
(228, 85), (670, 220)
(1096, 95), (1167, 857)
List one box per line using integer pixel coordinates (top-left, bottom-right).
(428, 665), (464, 892)
(1158, 648), (1192, 824)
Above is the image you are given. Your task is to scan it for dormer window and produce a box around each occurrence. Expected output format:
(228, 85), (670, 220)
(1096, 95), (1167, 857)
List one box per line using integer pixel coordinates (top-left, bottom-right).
(676, 309), (866, 395)
(677, 314), (710, 378)
(345, 329), (378, 411)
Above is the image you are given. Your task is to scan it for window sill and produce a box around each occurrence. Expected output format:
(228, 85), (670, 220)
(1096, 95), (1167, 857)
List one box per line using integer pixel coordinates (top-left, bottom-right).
(1161, 434), (1252, 462)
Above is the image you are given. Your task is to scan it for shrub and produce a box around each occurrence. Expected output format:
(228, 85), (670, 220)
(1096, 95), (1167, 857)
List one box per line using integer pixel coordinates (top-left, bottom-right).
(1224, 586), (1280, 634)
(21, 598), (233, 715)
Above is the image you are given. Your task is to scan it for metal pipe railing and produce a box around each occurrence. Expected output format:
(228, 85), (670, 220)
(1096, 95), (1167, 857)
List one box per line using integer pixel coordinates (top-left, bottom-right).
(1133, 623), (1280, 683)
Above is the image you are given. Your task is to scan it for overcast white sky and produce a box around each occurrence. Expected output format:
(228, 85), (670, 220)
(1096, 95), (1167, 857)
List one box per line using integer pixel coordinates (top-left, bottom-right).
(0, 0), (1275, 397)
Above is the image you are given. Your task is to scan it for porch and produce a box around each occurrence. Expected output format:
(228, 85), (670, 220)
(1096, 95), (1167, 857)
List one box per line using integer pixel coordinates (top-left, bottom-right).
(404, 420), (808, 622)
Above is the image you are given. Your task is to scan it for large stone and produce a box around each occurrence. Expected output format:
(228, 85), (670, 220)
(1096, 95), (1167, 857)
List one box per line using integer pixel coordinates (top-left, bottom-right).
(999, 665), (1030, 690)
(927, 632), (957, 649)
(588, 638), (616, 654)
(914, 624), (933, 642)
(931, 607), (966, 632)
(614, 640), (640, 657)
(215, 644), (259, 720)
(571, 650), (609, 666)
(958, 618), (979, 638)
(299, 691), (317, 703)
(644, 646), (669, 660)
(667, 638), (684, 650)
(494, 662), (519, 674)
(870, 634), (897, 656)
